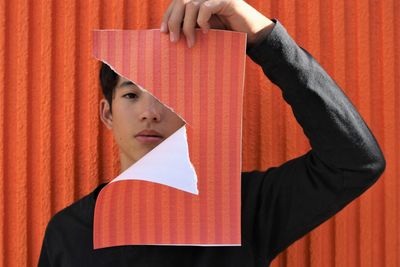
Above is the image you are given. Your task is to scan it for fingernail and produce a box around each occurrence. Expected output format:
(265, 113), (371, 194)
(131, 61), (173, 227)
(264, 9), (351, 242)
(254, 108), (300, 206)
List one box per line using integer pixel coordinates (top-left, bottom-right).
(170, 32), (175, 42)
(160, 22), (167, 33)
(202, 28), (208, 34)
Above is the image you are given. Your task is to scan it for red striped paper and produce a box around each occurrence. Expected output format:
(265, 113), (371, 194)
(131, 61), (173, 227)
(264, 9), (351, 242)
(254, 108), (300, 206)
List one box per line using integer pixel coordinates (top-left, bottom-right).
(92, 28), (246, 248)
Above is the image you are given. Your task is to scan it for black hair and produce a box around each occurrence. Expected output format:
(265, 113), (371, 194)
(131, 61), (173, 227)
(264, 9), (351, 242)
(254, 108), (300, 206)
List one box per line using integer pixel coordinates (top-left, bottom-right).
(99, 62), (120, 113)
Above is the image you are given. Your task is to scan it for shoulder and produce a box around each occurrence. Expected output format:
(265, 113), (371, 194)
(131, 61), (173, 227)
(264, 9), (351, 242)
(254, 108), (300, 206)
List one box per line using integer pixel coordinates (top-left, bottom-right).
(45, 183), (108, 240)
(39, 183), (109, 263)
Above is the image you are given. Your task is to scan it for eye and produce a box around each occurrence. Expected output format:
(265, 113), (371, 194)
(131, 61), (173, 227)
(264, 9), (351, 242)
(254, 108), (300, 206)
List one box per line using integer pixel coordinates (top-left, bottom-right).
(123, 93), (138, 100)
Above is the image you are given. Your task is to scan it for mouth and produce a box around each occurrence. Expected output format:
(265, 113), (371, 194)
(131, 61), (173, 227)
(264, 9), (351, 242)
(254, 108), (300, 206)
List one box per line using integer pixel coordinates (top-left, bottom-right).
(135, 135), (163, 143)
(135, 129), (164, 144)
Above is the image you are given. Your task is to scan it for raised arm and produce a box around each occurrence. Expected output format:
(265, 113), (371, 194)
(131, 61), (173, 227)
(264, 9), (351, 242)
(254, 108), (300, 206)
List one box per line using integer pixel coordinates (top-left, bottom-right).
(243, 19), (386, 262)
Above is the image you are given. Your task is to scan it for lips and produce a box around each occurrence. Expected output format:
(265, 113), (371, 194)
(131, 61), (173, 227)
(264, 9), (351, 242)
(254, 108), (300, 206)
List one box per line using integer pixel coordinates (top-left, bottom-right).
(135, 129), (163, 138)
(135, 129), (163, 144)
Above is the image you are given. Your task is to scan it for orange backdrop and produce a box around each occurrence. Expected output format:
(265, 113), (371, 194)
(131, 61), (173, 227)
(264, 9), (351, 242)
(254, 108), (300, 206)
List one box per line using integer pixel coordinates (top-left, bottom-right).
(0, 0), (398, 266)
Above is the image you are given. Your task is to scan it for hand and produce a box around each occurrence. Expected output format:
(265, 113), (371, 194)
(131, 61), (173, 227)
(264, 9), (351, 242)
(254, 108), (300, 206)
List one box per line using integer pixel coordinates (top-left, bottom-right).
(160, 0), (275, 48)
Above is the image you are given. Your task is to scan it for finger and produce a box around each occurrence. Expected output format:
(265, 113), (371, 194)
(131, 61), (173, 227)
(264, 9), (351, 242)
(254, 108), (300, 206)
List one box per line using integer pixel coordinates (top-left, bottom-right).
(167, 1), (186, 42)
(208, 15), (227, 30)
(197, 0), (226, 33)
(161, 1), (175, 33)
(183, 0), (202, 47)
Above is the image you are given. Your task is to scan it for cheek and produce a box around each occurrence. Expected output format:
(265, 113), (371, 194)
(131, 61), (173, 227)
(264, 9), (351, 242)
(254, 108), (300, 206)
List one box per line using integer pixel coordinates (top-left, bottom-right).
(112, 116), (132, 142)
(113, 104), (135, 125)
(165, 112), (185, 131)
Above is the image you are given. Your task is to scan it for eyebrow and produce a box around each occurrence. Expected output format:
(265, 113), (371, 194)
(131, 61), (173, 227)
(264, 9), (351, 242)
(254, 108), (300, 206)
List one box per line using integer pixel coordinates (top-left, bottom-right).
(119, 80), (136, 88)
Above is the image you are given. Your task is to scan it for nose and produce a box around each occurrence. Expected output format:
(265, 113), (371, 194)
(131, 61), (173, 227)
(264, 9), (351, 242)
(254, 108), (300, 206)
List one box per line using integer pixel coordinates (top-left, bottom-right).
(139, 97), (162, 122)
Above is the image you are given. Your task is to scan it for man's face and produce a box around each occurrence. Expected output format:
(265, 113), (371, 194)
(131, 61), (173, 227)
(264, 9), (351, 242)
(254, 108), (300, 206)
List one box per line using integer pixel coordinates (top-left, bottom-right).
(100, 76), (186, 171)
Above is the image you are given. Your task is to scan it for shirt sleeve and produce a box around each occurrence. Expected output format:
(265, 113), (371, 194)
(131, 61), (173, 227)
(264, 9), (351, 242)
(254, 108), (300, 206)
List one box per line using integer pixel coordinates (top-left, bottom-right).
(245, 19), (386, 262)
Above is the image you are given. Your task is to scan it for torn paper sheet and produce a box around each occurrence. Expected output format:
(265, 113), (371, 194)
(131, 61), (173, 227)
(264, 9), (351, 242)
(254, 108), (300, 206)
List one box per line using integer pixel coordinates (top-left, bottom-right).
(93, 28), (247, 248)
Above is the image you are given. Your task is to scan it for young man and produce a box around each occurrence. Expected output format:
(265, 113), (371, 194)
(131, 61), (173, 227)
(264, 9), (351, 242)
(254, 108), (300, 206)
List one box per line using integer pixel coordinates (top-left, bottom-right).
(38, 0), (386, 266)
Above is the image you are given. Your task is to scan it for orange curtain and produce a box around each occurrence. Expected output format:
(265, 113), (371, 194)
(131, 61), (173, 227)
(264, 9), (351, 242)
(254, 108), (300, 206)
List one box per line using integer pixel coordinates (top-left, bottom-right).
(0, 0), (398, 266)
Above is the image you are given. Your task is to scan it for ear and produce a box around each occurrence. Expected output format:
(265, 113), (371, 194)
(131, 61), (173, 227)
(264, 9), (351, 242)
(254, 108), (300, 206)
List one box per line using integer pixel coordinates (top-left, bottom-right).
(99, 98), (113, 130)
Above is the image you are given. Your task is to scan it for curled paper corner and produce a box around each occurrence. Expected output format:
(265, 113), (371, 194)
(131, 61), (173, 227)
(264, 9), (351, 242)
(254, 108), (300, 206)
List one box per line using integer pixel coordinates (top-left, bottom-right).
(110, 125), (199, 195)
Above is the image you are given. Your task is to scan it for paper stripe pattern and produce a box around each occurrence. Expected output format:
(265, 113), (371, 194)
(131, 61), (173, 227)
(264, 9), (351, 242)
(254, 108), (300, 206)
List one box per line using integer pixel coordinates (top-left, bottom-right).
(92, 29), (246, 247)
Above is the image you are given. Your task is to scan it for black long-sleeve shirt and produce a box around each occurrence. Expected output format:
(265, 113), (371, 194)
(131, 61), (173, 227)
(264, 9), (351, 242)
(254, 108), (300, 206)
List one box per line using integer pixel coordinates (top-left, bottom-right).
(38, 19), (386, 267)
